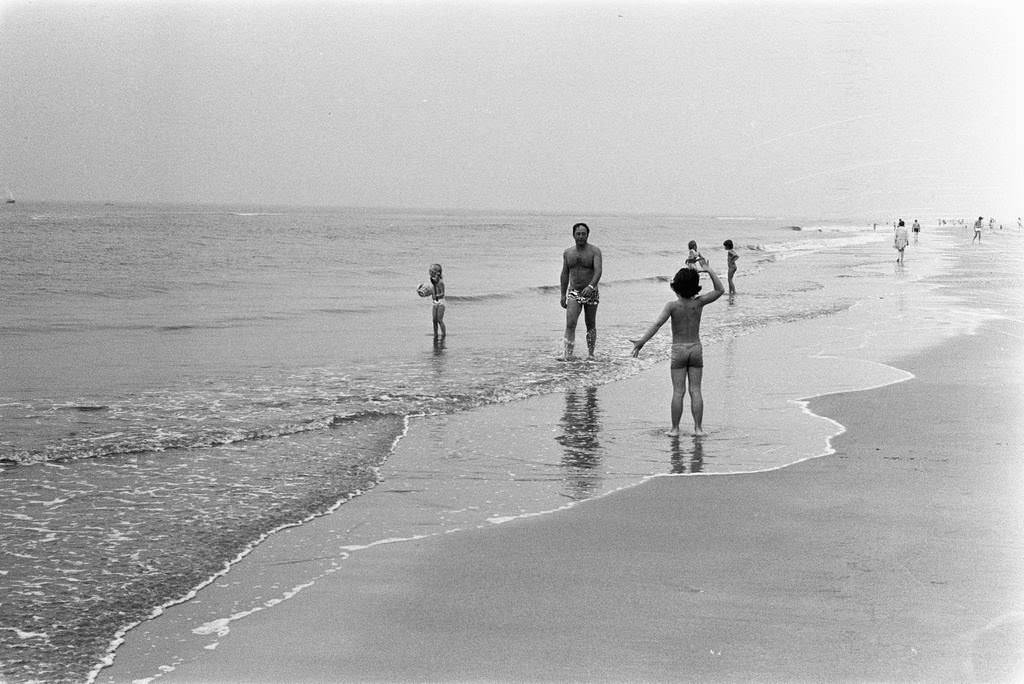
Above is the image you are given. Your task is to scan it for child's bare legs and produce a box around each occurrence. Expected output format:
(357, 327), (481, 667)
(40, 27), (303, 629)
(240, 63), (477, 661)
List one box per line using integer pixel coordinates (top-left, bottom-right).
(668, 367), (687, 436)
(688, 366), (705, 435)
(433, 303), (446, 338)
(727, 271), (736, 295)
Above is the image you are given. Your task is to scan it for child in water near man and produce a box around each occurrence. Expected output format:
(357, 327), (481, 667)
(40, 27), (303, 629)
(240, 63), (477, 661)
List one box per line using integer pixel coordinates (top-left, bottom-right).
(684, 240), (702, 269)
(417, 264), (446, 339)
(630, 256), (724, 436)
(723, 239), (739, 294)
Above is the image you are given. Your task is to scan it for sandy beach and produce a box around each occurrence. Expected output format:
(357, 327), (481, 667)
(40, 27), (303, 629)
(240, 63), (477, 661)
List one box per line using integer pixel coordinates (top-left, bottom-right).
(100, 236), (1024, 683)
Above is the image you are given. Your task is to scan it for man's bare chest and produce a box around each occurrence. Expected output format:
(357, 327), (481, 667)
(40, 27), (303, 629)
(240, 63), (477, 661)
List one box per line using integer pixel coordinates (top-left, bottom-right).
(566, 249), (595, 269)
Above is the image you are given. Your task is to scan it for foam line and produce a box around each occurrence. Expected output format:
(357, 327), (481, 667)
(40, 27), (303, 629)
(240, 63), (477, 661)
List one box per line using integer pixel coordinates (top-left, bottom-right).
(87, 414), (420, 683)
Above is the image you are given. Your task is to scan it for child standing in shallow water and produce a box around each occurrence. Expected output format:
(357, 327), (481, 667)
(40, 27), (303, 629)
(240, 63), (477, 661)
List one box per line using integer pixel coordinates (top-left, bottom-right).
(723, 239), (739, 294)
(418, 264), (446, 339)
(630, 256), (724, 436)
(684, 240), (702, 270)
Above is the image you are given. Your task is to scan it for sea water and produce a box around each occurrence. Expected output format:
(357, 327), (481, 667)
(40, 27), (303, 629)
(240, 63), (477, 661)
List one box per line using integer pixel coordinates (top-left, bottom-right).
(0, 203), (1011, 682)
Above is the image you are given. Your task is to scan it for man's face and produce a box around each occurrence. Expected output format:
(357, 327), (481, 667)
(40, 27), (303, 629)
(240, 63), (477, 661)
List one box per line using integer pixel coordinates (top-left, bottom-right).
(573, 226), (589, 246)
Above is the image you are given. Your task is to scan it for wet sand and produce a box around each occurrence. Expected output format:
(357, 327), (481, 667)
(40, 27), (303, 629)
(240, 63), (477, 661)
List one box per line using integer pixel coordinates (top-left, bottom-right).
(101, 310), (1024, 681)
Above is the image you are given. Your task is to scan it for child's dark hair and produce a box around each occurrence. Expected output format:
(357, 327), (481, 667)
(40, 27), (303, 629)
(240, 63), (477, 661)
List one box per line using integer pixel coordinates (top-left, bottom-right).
(687, 240), (697, 250)
(723, 239), (733, 249)
(671, 268), (701, 298)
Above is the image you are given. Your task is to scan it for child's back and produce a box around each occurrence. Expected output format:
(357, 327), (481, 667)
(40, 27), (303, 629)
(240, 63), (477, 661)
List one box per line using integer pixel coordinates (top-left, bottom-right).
(666, 296), (707, 344)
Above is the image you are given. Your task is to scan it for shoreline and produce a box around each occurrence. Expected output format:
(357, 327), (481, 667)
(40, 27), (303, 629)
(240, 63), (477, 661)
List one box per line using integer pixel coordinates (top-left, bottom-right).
(86, 411), (420, 684)
(101, 315), (1023, 682)
(99, 230), (1024, 683)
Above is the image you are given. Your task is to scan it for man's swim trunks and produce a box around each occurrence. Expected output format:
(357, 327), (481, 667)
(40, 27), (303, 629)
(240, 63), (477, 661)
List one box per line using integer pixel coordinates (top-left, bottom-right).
(567, 288), (599, 306)
(671, 341), (703, 369)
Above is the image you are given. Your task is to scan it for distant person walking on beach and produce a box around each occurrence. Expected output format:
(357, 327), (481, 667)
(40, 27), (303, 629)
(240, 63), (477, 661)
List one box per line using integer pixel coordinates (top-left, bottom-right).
(560, 222), (602, 359)
(894, 220), (909, 263)
(912, 219), (921, 243)
(684, 240), (702, 269)
(417, 263), (446, 339)
(630, 256), (724, 436)
(723, 239), (739, 294)
(973, 216), (984, 244)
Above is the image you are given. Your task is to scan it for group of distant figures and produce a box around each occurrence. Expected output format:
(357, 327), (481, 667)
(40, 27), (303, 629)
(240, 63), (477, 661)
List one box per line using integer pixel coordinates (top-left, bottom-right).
(882, 215), (1021, 261)
(968, 216), (1022, 244)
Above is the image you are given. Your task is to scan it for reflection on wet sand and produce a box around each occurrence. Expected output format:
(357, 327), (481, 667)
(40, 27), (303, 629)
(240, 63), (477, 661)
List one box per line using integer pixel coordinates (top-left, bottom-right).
(429, 337), (447, 375)
(669, 435), (704, 474)
(555, 386), (604, 499)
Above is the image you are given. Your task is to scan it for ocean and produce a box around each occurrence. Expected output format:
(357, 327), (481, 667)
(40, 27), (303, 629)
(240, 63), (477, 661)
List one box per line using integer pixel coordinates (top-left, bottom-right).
(1, 203), (1014, 682)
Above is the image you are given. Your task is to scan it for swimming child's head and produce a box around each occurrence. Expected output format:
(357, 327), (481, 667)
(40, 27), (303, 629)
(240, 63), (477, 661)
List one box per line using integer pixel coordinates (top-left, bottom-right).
(671, 268), (701, 298)
(898, 219), (905, 227)
(429, 263), (442, 281)
(723, 239), (733, 249)
(687, 240), (698, 250)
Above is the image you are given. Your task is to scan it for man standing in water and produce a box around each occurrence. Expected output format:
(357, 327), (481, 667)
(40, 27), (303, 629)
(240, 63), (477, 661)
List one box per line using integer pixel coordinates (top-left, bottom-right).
(560, 222), (603, 359)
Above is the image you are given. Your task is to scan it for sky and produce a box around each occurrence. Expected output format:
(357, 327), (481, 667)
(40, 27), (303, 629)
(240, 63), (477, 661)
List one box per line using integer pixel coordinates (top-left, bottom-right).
(0, 0), (1020, 219)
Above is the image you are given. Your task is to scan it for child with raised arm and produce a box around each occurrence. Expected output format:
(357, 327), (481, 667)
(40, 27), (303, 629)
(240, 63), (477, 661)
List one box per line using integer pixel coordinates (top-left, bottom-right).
(723, 239), (739, 294)
(630, 256), (724, 436)
(417, 263), (446, 339)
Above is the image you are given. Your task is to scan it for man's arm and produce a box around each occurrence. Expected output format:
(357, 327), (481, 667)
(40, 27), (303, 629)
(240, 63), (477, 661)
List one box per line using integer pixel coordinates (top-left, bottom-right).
(586, 246), (603, 292)
(697, 257), (725, 304)
(560, 252), (570, 309)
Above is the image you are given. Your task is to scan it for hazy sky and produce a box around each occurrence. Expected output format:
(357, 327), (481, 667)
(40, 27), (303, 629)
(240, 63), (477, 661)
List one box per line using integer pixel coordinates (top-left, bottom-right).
(1, 1), (1020, 218)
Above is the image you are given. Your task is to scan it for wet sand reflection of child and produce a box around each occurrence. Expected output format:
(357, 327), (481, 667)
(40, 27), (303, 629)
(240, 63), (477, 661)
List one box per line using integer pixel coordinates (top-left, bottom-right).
(669, 435), (704, 474)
